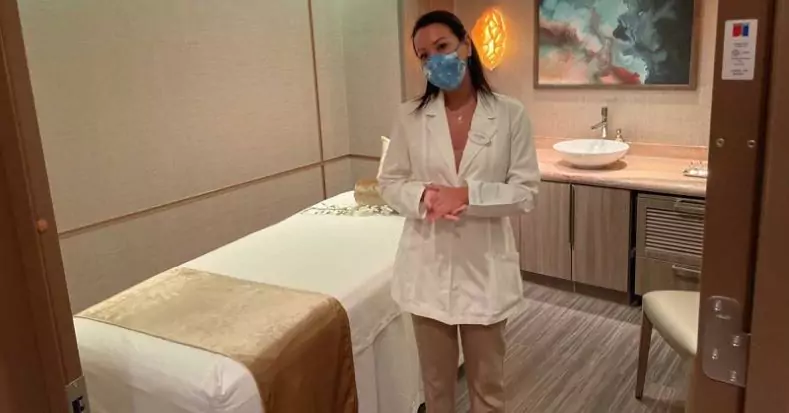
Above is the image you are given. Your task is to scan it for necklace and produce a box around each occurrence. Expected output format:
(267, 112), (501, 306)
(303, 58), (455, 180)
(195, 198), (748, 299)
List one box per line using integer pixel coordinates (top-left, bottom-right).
(447, 99), (475, 123)
(451, 109), (468, 123)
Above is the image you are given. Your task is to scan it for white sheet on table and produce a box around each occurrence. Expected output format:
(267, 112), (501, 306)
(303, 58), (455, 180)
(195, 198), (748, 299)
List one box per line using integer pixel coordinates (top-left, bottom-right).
(76, 192), (421, 413)
(183, 192), (404, 354)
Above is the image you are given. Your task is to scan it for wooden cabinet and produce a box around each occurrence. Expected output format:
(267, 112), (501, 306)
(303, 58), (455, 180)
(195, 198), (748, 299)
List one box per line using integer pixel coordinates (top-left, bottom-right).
(519, 183), (706, 295)
(571, 185), (632, 292)
(519, 182), (632, 292)
(519, 182), (572, 280)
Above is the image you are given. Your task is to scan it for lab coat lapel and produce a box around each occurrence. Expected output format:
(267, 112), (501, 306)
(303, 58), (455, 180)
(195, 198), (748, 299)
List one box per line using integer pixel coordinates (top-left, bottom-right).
(424, 94), (457, 181)
(459, 95), (497, 178)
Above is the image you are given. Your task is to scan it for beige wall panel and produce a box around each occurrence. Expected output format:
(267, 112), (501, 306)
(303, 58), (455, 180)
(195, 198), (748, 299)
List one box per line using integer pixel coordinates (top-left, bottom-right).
(401, 0), (426, 101)
(343, 0), (404, 157)
(312, 0), (352, 160)
(325, 157), (382, 198)
(324, 158), (355, 197)
(19, 0), (322, 231)
(351, 158), (380, 182)
(61, 168), (323, 312)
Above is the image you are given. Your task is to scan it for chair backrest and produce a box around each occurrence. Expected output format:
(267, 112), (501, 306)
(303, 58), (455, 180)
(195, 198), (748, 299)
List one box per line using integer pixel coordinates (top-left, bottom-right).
(643, 290), (701, 359)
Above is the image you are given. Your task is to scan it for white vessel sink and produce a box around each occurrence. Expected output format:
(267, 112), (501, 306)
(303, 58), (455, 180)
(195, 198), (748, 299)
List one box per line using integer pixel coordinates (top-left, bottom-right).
(553, 139), (630, 169)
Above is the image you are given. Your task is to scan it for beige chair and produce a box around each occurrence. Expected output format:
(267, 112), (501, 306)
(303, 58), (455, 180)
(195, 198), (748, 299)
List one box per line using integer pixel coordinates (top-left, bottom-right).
(635, 290), (701, 400)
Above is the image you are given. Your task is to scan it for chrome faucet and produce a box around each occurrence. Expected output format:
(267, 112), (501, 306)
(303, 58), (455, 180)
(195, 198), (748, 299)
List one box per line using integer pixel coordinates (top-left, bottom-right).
(591, 106), (608, 139)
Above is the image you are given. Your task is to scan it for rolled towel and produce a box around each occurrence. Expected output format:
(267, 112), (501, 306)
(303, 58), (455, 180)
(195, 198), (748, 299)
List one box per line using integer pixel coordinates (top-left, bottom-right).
(354, 179), (387, 206)
(378, 136), (390, 177)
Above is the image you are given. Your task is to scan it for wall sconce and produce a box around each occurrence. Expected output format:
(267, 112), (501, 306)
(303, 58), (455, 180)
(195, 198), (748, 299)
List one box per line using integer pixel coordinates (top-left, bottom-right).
(471, 7), (508, 71)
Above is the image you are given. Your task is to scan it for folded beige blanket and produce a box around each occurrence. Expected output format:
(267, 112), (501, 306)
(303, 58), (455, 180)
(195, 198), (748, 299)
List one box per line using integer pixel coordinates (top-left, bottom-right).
(77, 267), (357, 413)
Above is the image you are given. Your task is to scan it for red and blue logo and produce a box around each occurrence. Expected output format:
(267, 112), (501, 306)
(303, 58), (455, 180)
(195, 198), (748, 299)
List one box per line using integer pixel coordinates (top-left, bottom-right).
(733, 22), (751, 37)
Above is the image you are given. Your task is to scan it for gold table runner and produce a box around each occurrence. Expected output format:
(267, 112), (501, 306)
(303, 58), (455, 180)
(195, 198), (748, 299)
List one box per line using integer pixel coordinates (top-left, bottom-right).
(77, 267), (358, 413)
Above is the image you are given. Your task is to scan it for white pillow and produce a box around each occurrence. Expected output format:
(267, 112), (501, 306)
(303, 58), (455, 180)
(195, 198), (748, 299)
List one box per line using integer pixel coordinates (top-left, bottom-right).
(377, 135), (390, 178)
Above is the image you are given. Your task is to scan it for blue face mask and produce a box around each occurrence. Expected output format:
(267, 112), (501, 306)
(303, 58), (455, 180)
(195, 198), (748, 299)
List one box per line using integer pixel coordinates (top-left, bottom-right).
(422, 47), (468, 91)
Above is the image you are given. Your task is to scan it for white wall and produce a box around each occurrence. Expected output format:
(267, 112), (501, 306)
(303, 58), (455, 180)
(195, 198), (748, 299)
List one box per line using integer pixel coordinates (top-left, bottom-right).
(410, 0), (718, 147)
(313, 0), (352, 161)
(342, 0), (404, 158)
(18, 0), (368, 311)
(317, 0), (405, 192)
(19, 0), (403, 310)
(21, 1), (324, 232)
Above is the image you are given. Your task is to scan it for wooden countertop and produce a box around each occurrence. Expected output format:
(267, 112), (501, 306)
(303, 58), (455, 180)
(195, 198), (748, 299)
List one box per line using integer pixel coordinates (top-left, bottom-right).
(535, 139), (708, 198)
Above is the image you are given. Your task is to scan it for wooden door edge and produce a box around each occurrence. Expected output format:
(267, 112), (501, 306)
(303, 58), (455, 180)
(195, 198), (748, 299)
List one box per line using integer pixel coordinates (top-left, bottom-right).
(692, 0), (777, 411)
(744, 0), (789, 410)
(0, 0), (83, 410)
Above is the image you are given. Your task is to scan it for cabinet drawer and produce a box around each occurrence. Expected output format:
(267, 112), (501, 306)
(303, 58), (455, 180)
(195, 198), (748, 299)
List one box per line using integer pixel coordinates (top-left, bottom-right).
(635, 256), (701, 295)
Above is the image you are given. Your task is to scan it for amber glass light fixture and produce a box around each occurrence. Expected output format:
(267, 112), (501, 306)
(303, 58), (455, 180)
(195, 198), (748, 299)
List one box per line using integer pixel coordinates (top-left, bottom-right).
(471, 7), (508, 71)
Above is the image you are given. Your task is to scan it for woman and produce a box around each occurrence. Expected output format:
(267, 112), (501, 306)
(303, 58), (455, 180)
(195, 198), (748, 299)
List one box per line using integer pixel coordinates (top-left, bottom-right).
(377, 10), (540, 413)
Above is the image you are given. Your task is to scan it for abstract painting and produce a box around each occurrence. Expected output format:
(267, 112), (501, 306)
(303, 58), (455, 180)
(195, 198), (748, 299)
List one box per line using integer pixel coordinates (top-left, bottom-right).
(537, 0), (697, 88)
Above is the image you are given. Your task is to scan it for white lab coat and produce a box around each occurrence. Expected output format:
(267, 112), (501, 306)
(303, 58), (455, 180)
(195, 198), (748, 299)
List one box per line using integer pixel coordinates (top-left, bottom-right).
(378, 93), (540, 326)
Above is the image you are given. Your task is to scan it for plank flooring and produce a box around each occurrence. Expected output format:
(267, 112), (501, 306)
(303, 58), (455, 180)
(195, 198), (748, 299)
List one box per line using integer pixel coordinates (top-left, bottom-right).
(452, 281), (689, 413)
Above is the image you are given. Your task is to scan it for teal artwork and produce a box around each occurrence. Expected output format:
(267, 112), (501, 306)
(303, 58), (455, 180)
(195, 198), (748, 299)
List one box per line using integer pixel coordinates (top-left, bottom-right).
(537, 0), (697, 88)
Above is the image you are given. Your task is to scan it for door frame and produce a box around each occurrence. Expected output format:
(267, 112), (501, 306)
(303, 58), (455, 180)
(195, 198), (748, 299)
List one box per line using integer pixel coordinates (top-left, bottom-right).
(692, 0), (785, 411)
(743, 0), (789, 410)
(0, 1), (83, 412)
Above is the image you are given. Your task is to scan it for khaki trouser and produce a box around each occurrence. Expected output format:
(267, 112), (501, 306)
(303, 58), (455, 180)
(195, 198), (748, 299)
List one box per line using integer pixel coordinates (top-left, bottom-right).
(412, 315), (506, 413)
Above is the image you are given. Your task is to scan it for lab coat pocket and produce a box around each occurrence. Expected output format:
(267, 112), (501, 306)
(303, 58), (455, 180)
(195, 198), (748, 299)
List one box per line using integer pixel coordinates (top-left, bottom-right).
(463, 131), (496, 173)
(484, 252), (523, 310)
(468, 130), (495, 147)
(394, 231), (438, 303)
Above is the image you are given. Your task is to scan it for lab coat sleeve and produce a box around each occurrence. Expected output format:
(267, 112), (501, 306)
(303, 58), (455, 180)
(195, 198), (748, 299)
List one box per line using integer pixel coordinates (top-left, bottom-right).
(465, 105), (540, 217)
(377, 115), (428, 219)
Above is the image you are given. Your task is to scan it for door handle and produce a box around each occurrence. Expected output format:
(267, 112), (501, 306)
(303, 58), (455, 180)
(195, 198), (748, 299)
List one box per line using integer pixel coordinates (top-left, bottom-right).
(672, 264), (701, 281)
(673, 199), (705, 215)
(569, 185), (575, 247)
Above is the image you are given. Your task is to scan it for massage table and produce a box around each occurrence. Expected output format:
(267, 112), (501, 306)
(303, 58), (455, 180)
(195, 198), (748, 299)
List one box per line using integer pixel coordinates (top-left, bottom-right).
(74, 192), (424, 413)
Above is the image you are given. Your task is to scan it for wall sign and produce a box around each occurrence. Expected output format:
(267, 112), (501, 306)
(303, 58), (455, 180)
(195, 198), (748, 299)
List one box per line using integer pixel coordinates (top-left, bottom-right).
(722, 19), (759, 81)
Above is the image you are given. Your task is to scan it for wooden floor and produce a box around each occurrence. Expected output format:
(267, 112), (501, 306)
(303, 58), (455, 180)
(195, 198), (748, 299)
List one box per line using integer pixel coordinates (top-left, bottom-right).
(454, 281), (689, 413)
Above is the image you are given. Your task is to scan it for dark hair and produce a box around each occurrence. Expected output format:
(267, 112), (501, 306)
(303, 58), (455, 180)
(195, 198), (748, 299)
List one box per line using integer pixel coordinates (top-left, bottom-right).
(412, 10), (494, 111)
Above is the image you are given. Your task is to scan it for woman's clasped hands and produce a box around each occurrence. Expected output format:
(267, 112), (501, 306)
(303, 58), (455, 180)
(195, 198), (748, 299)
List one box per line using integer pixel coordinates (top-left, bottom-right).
(423, 184), (469, 222)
